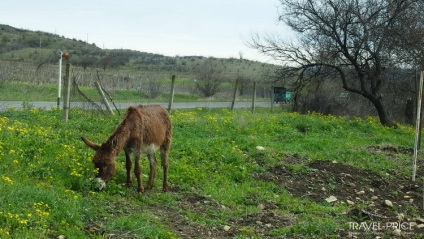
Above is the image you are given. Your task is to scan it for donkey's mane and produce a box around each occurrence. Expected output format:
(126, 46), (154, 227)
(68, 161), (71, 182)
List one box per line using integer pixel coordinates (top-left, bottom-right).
(98, 106), (139, 162)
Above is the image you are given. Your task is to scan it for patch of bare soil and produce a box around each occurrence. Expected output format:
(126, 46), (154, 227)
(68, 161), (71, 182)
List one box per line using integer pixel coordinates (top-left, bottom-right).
(156, 192), (294, 239)
(255, 147), (424, 238)
(86, 191), (295, 238)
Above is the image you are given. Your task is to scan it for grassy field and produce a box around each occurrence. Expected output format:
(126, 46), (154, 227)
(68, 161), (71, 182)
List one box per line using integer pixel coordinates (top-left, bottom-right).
(0, 106), (422, 238)
(0, 81), (195, 102)
(0, 81), (267, 103)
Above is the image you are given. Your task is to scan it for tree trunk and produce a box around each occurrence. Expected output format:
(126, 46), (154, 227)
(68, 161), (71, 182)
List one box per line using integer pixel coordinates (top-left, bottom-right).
(365, 93), (397, 128)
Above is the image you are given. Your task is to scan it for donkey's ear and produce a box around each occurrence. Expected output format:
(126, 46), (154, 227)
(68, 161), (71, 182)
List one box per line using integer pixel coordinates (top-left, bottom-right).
(81, 136), (101, 151)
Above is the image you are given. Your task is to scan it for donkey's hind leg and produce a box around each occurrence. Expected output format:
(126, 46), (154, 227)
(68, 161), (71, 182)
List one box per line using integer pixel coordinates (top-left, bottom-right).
(145, 152), (157, 190)
(134, 151), (144, 193)
(160, 145), (170, 192)
(124, 149), (132, 188)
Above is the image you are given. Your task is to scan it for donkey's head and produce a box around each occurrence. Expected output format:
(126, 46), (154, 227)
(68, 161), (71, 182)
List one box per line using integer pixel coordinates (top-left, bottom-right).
(81, 136), (117, 190)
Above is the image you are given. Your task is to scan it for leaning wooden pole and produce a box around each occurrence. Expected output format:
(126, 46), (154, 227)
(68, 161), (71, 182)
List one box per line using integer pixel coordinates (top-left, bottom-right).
(95, 82), (114, 115)
(412, 71), (424, 181)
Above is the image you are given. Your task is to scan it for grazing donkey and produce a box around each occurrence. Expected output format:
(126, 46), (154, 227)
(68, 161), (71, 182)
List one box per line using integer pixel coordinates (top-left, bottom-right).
(81, 105), (172, 193)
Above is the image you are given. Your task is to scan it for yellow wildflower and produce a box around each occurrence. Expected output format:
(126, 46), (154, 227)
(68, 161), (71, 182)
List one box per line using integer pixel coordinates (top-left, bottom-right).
(2, 176), (13, 184)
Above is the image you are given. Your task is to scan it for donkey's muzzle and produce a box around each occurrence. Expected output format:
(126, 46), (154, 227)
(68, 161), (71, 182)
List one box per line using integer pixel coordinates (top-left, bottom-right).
(94, 178), (106, 191)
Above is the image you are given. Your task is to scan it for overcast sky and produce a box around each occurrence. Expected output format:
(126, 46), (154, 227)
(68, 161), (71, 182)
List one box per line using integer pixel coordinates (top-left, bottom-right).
(0, 0), (293, 63)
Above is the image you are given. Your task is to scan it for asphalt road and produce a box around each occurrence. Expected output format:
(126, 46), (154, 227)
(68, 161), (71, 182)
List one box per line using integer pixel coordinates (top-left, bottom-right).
(0, 101), (273, 111)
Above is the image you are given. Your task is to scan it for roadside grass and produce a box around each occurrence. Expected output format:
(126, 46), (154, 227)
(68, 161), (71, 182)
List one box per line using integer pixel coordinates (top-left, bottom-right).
(0, 81), (167, 102)
(0, 81), (267, 103)
(0, 81), (58, 101)
(0, 106), (417, 238)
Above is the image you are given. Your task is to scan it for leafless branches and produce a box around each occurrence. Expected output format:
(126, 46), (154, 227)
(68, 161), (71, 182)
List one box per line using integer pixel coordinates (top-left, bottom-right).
(250, 0), (424, 126)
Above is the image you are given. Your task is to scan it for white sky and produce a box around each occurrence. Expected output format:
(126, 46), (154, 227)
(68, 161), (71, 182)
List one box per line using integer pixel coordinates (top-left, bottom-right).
(0, 0), (293, 63)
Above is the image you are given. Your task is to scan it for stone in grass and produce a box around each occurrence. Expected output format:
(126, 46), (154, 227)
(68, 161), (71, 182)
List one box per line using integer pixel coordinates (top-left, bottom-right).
(414, 217), (424, 223)
(325, 196), (337, 203)
(392, 229), (402, 236)
(384, 200), (394, 208)
(257, 203), (265, 210)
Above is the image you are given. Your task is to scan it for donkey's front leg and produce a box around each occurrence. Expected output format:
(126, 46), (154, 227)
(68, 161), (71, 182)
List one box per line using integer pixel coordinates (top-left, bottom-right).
(134, 151), (144, 193)
(124, 149), (132, 188)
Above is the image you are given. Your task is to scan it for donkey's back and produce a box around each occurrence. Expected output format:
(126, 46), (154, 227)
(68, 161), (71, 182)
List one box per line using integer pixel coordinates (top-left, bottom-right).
(125, 105), (172, 149)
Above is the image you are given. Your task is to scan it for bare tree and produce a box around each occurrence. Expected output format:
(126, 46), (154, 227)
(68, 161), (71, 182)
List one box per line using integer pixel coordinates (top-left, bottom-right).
(99, 56), (112, 71)
(389, 2), (424, 68)
(250, 0), (424, 127)
(79, 57), (95, 70)
(194, 59), (225, 97)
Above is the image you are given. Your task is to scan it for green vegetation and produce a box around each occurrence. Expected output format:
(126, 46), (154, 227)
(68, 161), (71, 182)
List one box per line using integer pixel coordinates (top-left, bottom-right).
(0, 81), (58, 101)
(0, 107), (419, 238)
(0, 81), (196, 102)
(0, 80), (267, 103)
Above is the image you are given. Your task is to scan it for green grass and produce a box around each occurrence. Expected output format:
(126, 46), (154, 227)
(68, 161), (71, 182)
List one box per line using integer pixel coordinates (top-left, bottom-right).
(0, 81), (256, 102)
(0, 107), (417, 238)
(0, 81), (169, 102)
(0, 81), (58, 101)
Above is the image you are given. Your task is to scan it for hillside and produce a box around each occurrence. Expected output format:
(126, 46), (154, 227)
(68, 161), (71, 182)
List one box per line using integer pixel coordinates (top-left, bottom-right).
(0, 24), (278, 76)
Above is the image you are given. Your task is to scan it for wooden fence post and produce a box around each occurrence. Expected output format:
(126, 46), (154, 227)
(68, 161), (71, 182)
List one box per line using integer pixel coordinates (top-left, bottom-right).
(271, 86), (275, 113)
(95, 82), (114, 115)
(168, 75), (176, 113)
(63, 63), (71, 121)
(231, 77), (239, 110)
(413, 71), (424, 181)
(251, 81), (257, 113)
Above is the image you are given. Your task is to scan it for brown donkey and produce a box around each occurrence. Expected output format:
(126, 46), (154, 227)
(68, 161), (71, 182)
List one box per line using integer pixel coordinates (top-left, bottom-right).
(81, 105), (172, 193)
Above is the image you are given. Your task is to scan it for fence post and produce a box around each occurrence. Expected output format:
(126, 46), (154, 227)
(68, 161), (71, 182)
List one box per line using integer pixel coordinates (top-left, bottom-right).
(95, 82), (114, 115)
(231, 77), (239, 110)
(251, 81), (257, 113)
(413, 71), (424, 181)
(271, 86), (275, 112)
(168, 75), (176, 113)
(63, 63), (71, 121)
(57, 51), (62, 108)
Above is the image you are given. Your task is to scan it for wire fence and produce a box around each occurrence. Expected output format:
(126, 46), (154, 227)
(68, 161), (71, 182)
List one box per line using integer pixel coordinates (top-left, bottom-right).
(0, 60), (277, 114)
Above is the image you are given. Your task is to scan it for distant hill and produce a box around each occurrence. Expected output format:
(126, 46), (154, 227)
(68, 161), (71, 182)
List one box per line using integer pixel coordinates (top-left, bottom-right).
(0, 24), (278, 77)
